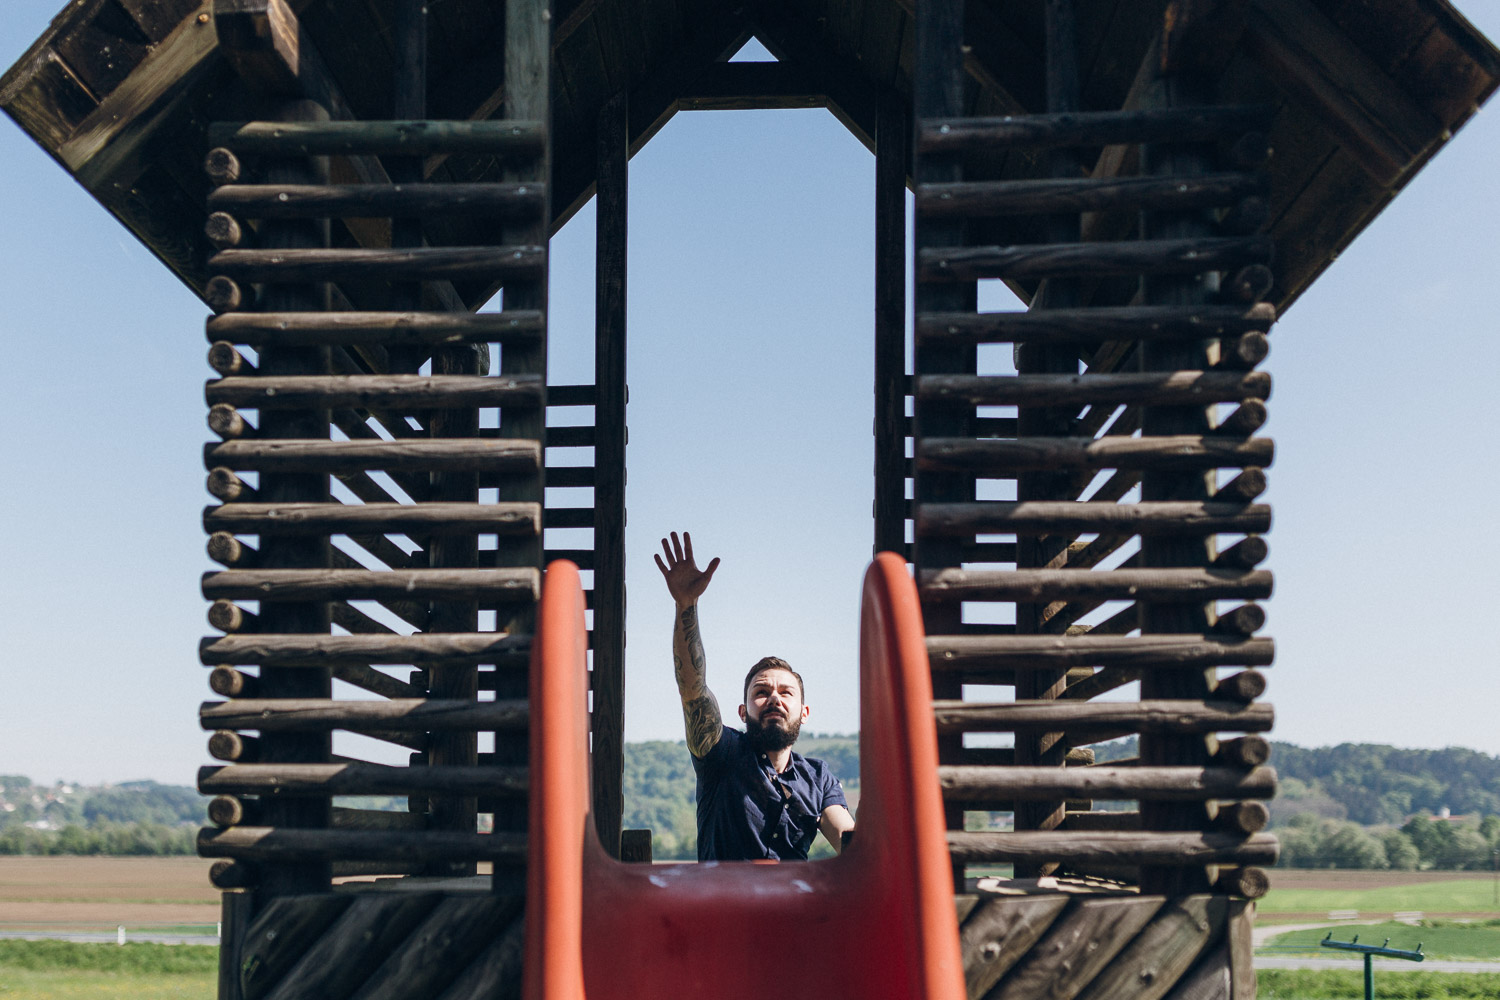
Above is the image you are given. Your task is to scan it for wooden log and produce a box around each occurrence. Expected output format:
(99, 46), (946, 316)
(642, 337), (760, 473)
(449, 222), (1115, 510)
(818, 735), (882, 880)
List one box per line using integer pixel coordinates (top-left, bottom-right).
(1212, 604), (1266, 637)
(209, 859), (253, 889)
(202, 568), (538, 603)
(208, 341), (253, 376)
(1213, 537), (1268, 570)
(919, 236), (1273, 282)
(207, 532), (253, 567)
(209, 599), (254, 633)
(928, 634), (1274, 671)
(207, 119), (547, 156)
(1214, 736), (1271, 768)
(919, 436), (1273, 473)
(207, 467), (255, 502)
(204, 438), (540, 473)
(932, 699), (1274, 734)
(1213, 468), (1268, 503)
(208, 794), (246, 828)
(206, 373), (543, 410)
(918, 105), (1273, 152)
(1214, 669), (1267, 703)
(916, 370), (1269, 407)
(206, 310), (546, 347)
(1212, 400), (1269, 437)
(200, 633), (531, 667)
(988, 896), (1166, 1000)
(204, 276), (246, 314)
(918, 501), (1271, 537)
(234, 895), (354, 996)
(960, 895), (1072, 999)
(209, 246), (546, 283)
(209, 729), (254, 761)
(1063, 811), (1144, 832)
(204, 147), (243, 185)
(1220, 264), (1275, 304)
(917, 303), (1275, 347)
(205, 212), (245, 250)
(199, 824), (526, 861)
(199, 762), (527, 796)
(1075, 896), (1229, 1000)
(921, 568), (1272, 603)
(939, 766), (1277, 802)
(207, 403), (251, 439)
(1218, 195), (1269, 236)
(209, 666), (256, 698)
(207, 182), (547, 219)
(205, 501), (540, 536)
(1217, 332), (1270, 371)
(948, 831), (1278, 865)
(200, 697), (527, 732)
(330, 806), (427, 831)
(1213, 802), (1271, 836)
(620, 829), (652, 863)
(917, 173), (1263, 218)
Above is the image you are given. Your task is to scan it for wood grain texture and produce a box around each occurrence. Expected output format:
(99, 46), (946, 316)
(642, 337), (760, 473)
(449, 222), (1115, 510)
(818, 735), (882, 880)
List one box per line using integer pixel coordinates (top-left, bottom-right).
(989, 896), (1164, 1000)
(959, 894), (1071, 998)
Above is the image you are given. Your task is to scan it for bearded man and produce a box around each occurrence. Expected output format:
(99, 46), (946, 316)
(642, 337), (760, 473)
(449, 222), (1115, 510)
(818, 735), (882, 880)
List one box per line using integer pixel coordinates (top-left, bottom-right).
(655, 531), (856, 861)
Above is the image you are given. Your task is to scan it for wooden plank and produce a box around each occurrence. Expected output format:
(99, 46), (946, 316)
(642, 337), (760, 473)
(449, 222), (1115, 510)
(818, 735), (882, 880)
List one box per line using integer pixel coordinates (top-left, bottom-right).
(591, 89), (627, 858)
(920, 567), (1272, 603)
(927, 634), (1275, 672)
(918, 105), (1272, 152)
(918, 173), (1264, 218)
(916, 501), (1271, 537)
(1075, 895), (1228, 1000)
(207, 181), (545, 218)
(677, 61), (824, 110)
(916, 371), (1270, 407)
(874, 94), (908, 556)
(933, 699), (1273, 735)
(918, 304), (1274, 346)
(208, 310), (545, 346)
(918, 435), (1273, 473)
(990, 896), (1165, 1000)
(259, 893), (443, 1000)
(208, 245), (546, 282)
(352, 896), (524, 1000)
(236, 894), (352, 1000)
(432, 911), (526, 1000)
(200, 763), (528, 795)
(938, 765), (1278, 802)
(206, 373), (543, 409)
(959, 894), (1072, 999)
(201, 696), (529, 731)
(202, 568), (538, 601)
(919, 236), (1274, 282)
(1161, 938), (1232, 1000)
(200, 632), (533, 666)
(0, 50), (99, 151)
(1227, 897), (1255, 1000)
(208, 501), (537, 536)
(206, 438), (539, 472)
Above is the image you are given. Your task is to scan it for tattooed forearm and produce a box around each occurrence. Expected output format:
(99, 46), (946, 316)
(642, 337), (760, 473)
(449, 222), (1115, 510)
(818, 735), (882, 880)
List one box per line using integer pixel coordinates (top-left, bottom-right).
(682, 604), (707, 677)
(683, 692), (722, 758)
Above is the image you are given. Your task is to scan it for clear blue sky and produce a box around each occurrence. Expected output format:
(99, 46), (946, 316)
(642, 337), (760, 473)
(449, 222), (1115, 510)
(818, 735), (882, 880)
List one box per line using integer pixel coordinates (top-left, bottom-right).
(1, 4), (1497, 785)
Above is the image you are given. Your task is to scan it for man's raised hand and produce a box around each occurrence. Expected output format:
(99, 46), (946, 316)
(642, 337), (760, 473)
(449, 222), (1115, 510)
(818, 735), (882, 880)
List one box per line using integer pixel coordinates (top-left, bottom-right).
(655, 531), (720, 606)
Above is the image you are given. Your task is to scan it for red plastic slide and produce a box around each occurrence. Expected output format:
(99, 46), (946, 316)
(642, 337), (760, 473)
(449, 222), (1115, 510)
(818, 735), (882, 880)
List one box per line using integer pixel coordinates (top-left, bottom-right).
(525, 553), (965, 1000)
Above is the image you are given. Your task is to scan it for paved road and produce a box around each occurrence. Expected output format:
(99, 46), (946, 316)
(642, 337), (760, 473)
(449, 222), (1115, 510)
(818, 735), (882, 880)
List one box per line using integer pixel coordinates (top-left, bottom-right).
(1255, 956), (1500, 973)
(0, 930), (218, 945)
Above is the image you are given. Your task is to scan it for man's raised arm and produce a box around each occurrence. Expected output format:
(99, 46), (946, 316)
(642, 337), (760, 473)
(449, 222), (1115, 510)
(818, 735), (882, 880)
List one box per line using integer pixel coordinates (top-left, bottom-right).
(655, 531), (723, 757)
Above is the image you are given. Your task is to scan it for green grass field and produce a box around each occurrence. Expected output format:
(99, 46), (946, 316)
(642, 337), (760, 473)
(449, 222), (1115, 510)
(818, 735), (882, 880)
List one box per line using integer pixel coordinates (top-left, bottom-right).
(1265, 920), (1500, 961)
(1258, 969), (1500, 999)
(0, 941), (216, 999)
(1260, 880), (1500, 918)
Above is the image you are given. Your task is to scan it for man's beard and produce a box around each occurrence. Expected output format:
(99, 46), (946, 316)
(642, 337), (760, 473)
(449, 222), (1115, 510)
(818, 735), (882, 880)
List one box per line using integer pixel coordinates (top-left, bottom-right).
(745, 711), (802, 753)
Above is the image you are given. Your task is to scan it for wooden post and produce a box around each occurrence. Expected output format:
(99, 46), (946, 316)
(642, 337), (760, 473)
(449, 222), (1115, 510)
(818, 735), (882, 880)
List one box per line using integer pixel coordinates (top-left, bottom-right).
(914, 0), (973, 883)
(489, 0), (550, 893)
(873, 95), (908, 558)
(248, 98), (334, 896)
(1138, 29), (1220, 898)
(592, 89), (628, 858)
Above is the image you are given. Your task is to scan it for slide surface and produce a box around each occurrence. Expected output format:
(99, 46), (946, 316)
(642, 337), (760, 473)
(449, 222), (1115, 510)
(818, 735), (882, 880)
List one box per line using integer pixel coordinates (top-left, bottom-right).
(525, 554), (964, 1000)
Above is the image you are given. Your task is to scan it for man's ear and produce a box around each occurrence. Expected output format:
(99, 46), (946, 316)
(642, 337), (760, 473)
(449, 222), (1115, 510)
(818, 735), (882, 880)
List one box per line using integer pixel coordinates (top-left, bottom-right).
(800, 704), (810, 721)
(737, 704), (747, 723)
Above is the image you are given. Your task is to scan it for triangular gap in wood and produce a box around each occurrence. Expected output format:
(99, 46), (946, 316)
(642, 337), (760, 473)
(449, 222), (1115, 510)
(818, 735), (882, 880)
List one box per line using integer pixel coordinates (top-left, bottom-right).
(726, 36), (779, 62)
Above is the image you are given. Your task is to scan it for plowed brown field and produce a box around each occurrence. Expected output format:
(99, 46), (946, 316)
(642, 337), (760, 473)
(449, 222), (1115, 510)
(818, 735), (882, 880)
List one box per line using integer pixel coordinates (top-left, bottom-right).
(0, 857), (219, 927)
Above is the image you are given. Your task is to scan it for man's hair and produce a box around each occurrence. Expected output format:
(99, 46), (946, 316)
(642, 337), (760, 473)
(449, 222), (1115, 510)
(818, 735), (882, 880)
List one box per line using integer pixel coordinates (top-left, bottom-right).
(742, 656), (805, 704)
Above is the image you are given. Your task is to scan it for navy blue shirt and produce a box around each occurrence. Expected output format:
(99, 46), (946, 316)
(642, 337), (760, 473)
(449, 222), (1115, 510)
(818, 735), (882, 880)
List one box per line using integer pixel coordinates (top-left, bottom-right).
(692, 725), (849, 861)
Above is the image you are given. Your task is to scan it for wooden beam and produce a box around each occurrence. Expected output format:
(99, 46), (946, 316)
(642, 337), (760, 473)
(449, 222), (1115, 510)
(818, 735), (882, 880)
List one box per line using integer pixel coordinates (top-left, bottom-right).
(678, 61), (824, 110)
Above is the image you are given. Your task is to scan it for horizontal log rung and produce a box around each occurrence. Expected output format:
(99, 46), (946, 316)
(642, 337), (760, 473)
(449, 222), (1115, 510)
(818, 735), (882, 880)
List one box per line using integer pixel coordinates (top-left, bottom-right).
(918, 237), (1272, 282)
(927, 634), (1274, 671)
(200, 696), (528, 732)
(918, 436), (1273, 473)
(916, 173), (1264, 218)
(205, 502), (540, 535)
(211, 247), (545, 283)
(198, 824), (527, 862)
(200, 762), (526, 796)
(200, 633), (532, 667)
(932, 699), (1273, 734)
(917, 105), (1273, 153)
(205, 439), (541, 473)
(915, 304), (1274, 346)
(947, 830), (1279, 866)
(920, 568), (1272, 603)
(207, 183), (546, 219)
(207, 311), (545, 347)
(939, 765), (1277, 801)
(202, 568), (539, 602)
(916, 501), (1271, 537)
(207, 374), (543, 410)
(208, 120), (546, 156)
(915, 371), (1270, 407)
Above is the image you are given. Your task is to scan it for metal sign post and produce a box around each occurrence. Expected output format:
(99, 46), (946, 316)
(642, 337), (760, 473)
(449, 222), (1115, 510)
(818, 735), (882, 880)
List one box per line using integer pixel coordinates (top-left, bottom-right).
(1320, 933), (1425, 1000)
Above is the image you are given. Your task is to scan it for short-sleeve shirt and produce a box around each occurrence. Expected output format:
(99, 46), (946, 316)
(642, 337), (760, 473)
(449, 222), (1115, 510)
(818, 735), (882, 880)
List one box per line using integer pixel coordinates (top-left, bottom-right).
(691, 725), (849, 861)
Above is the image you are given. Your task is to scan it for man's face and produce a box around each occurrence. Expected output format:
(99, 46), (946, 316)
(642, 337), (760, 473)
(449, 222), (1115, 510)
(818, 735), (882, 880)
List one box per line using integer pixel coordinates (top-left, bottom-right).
(739, 668), (809, 750)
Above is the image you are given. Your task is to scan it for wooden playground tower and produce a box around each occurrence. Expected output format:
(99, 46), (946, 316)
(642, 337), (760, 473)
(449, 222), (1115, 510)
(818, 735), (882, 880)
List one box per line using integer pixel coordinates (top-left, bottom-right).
(4, 0), (1498, 996)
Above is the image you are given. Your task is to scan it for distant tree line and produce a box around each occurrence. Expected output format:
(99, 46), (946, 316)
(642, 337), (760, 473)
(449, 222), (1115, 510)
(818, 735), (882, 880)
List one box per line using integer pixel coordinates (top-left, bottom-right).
(0, 822), (197, 856)
(1275, 814), (1500, 871)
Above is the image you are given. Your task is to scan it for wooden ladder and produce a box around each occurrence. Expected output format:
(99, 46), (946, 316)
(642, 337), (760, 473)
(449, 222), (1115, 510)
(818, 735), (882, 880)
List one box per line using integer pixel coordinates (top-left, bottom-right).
(911, 0), (1280, 905)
